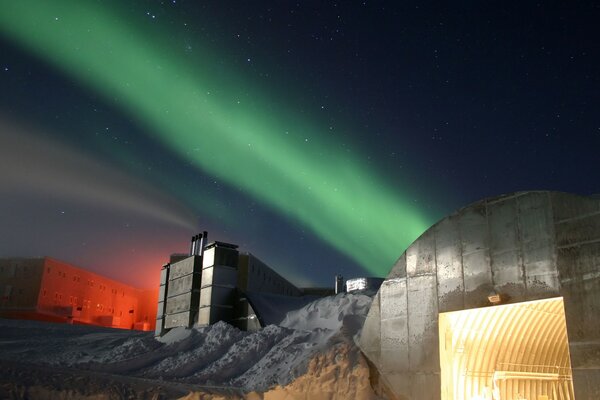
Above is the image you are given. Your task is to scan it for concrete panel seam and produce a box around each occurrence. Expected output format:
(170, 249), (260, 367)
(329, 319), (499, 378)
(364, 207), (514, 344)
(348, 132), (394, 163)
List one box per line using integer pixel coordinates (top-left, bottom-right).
(557, 238), (600, 249)
(556, 210), (600, 224)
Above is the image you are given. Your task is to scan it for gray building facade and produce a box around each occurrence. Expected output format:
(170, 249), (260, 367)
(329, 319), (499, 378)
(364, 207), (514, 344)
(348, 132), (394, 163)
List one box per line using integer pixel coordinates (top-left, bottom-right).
(156, 233), (303, 335)
(358, 191), (600, 399)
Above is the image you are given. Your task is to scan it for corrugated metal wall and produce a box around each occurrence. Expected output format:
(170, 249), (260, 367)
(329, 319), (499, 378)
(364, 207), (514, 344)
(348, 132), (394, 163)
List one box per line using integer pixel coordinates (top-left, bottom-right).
(359, 191), (600, 399)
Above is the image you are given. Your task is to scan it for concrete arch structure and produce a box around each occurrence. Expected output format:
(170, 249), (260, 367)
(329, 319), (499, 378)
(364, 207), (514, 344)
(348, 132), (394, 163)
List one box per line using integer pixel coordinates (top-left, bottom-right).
(358, 191), (600, 399)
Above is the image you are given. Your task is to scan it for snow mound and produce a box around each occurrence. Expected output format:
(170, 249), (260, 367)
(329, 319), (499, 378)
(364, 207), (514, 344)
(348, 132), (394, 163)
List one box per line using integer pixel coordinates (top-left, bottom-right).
(0, 292), (375, 396)
(281, 291), (372, 332)
(158, 325), (193, 344)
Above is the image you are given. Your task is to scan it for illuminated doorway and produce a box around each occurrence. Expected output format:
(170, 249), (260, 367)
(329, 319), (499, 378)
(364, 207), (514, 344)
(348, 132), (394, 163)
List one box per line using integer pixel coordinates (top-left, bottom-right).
(439, 297), (575, 400)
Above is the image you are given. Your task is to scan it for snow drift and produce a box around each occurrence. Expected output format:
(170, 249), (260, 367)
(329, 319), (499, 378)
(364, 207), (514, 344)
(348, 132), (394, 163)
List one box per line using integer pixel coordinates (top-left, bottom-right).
(0, 292), (383, 399)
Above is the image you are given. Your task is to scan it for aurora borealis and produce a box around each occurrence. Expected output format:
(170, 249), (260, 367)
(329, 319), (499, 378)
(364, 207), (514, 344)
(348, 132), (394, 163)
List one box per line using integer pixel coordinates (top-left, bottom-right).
(1, 1), (598, 288)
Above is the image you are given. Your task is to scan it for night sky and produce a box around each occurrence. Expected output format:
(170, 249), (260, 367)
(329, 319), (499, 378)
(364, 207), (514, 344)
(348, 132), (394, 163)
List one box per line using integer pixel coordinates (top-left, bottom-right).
(0, 1), (598, 289)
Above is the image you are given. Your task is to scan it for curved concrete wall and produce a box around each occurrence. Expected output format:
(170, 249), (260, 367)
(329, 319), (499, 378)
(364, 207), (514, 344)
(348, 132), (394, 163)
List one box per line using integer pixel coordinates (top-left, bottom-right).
(358, 191), (600, 399)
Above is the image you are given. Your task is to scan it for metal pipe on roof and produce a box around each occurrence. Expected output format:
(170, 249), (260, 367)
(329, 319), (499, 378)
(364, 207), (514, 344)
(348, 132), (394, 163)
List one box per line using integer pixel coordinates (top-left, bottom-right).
(199, 231), (208, 256)
(190, 236), (196, 256)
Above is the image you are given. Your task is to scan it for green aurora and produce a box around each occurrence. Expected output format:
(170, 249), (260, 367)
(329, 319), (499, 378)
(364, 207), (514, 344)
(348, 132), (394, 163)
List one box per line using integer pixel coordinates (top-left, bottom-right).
(0, 1), (434, 275)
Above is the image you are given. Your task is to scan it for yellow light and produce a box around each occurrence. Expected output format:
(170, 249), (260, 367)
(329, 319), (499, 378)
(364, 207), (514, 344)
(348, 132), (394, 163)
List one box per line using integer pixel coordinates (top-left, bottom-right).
(439, 297), (575, 400)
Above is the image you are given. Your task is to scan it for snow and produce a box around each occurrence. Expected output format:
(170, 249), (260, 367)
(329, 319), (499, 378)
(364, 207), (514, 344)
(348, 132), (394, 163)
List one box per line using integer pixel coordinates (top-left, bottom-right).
(0, 293), (384, 399)
(158, 325), (193, 344)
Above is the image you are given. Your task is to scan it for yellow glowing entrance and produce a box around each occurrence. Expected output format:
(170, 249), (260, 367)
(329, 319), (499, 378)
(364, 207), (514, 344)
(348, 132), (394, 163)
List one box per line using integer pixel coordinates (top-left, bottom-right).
(439, 297), (575, 400)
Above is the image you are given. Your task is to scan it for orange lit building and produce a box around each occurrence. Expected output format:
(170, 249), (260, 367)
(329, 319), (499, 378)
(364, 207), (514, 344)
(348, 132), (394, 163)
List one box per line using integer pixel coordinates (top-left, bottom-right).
(0, 257), (157, 331)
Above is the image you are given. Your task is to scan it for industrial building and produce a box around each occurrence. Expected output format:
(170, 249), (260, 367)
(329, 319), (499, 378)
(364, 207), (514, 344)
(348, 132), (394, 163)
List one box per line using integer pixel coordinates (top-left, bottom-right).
(358, 191), (600, 400)
(156, 232), (306, 335)
(0, 257), (157, 330)
(345, 277), (385, 293)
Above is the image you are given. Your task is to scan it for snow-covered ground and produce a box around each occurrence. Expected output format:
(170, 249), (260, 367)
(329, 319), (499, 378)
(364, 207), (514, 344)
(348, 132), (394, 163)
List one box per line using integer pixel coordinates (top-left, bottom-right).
(0, 293), (384, 399)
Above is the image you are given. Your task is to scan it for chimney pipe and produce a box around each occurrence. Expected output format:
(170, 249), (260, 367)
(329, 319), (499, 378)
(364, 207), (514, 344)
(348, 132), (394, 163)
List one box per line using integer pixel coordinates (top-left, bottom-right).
(190, 236), (196, 256)
(199, 231), (208, 257)
(193, 234), (200, 255)
(335, 274), (344, 294)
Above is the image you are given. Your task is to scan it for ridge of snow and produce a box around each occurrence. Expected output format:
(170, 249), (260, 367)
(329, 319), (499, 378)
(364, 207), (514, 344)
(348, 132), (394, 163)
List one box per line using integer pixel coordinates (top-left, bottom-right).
(0, 292), (373, 392)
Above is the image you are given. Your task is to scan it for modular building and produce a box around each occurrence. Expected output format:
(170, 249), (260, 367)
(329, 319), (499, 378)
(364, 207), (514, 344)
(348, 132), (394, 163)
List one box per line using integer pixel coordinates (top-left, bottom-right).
(156, 232), (304, 335)
(0, 257), (157, 330)
(358, 191), (600, 400)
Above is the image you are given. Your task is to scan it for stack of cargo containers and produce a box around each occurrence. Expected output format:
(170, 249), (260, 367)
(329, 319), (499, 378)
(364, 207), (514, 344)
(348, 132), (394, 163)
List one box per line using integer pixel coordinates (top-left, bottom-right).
(154, 263), (169, 336)
(163, 255), (202, 329)
(198, 242), (239, 326)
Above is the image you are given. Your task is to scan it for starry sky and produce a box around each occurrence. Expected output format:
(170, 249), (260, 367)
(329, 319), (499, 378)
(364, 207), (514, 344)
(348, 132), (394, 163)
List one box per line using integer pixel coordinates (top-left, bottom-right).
(0, 1), (598, 289)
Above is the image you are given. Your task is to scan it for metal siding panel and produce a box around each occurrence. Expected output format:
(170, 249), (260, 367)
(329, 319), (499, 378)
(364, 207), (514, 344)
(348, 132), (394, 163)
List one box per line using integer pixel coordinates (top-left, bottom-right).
(380, 279), (409, 373)
(488, 198), (527, 300)
(201, 267), (214, 287)
(488, 198), (519, 250)
(490, 250), (527, 299)
(169, 257), (200, 280)
(210, 285), (235, 305)
(462, 250), (493, 309)
(154, 317), (164, 336)
(199, 286), (212, 307)
(198, 305), (233, 325)
(460, 203), (493, 309)
(380, 278), (407, 321)
(559, 241), (600, 341)
(435, 216), (464, 312)
(460, 203), (489, 255)
(164, 310), (193, 329)
(165, 292), (192, 315)
(202, 248), (216, 269)
(383, 373), (412, 400)
(387, 253), (407, 279)
(557, 245), (585, 341)
(407, 229), (436, 277)
(523, 243), (560, 296)
(211, 266), (237, 286)
(156, 301), (164, 318)
(405, 243), (418, 278)
(159, 268), (169, 285)
(410, 373), (441, 400)
(518, 192), (554, 244)
(197, 307), (211, 326)
(359, 292), (381, 366)
(408, 275), (437, 317)
(556, 213), (600, 248)
(203, 247), (239, 269)
(167, 273), (201, 298)
(380, 317), (409, 372)
(202, 266), (237, 287)
(200, 285), (235, 308)
(582, 275), (600, 338)
(519, 193), (560, 298)
(216, 247), (239, 268)
(551, 192), (600, 222)
(407, 275), (438, 371)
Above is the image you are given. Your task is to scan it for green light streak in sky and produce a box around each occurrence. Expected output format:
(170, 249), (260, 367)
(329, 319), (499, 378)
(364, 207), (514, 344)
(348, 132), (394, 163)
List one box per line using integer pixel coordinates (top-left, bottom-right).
(0, 1), (432, 274)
